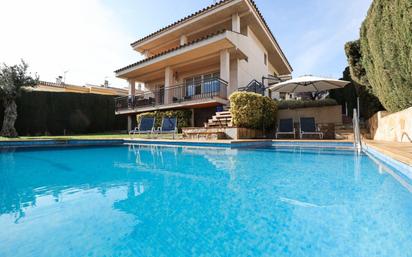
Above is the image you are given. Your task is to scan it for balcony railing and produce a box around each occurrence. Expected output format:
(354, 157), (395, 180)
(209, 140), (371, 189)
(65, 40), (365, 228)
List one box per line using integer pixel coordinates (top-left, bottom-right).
(115, 77), (228, 112)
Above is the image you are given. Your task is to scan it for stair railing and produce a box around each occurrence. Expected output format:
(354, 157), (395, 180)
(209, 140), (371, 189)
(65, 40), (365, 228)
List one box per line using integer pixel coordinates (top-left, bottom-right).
(352, 108), (362, 154)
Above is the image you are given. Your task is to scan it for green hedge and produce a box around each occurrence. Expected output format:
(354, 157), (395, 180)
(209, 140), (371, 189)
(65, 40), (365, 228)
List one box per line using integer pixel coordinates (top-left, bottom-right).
(229, 92), (277, 129)
(349, 0), (412, 112)
(277, 99), (338, 110)
(136, 109), (192, 131)
(0, 91), (126, 136)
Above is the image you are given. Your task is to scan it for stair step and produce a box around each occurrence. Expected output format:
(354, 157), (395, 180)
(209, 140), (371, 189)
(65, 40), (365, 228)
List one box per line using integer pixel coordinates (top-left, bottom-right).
(216, 111), (231, 114)
(210, 117), (232, 122)
(207, 123), (233, 128)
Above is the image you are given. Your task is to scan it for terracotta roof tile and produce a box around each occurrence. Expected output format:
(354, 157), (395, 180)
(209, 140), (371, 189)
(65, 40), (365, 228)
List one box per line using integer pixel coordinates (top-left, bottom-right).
(128, 0), (291, 71)
(130, 0), (231, 47)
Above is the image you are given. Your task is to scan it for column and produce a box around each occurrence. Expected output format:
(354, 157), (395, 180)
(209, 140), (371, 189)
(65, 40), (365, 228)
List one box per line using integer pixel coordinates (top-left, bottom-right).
(180, 35), (188, 45)
(190, 108), (195, 127)
(220, 49), (230, 98)
(164, 66), (173, 105)
(231, 13), (240, 33)
(127, 115), (133, 131)
(128, 79), (136, 96)
(127, 79), (136, 131)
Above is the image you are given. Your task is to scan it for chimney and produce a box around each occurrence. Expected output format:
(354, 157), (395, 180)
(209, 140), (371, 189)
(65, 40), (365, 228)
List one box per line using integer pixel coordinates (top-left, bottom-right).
(56, 76), (63, 85)
(104, 80), (109, 88)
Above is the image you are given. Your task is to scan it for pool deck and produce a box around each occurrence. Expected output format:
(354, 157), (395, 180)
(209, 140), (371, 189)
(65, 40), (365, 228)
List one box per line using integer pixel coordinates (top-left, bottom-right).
(364, 140), (412, 166)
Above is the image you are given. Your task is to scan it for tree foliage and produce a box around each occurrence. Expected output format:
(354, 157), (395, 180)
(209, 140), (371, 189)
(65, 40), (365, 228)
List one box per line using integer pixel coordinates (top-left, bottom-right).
(0, 61), (38, 98)
(347, 0), (412, 112)
(344, 40), (370, 87)
(329, 67), (383, 119)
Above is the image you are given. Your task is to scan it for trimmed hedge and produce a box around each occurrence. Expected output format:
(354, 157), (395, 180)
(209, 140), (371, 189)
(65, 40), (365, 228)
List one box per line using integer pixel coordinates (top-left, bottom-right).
(136, 109), (192, 131)
(277, 99), (338, 110)
(229, 92), (277, 129)
(0, 91), (126, 136)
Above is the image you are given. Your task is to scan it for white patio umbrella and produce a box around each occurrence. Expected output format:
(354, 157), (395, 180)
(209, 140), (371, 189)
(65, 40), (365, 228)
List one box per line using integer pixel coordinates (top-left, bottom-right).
(269, 75), (350, 93)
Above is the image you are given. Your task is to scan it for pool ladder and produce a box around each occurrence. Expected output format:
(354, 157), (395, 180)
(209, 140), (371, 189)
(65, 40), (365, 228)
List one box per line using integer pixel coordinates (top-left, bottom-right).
(352, 108), (362, 154)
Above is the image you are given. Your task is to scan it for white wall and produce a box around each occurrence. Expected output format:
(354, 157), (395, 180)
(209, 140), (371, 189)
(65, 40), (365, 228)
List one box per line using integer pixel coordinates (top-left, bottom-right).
(236, 27), (270, 89)
(368, 107), (412, 142)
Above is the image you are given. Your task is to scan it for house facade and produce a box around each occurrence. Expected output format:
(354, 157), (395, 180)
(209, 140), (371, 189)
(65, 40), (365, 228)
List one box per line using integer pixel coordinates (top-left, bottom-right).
(115, 0), (292, 129)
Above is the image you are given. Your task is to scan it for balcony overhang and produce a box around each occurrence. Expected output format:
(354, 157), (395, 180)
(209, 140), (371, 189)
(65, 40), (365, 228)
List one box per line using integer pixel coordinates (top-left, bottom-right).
(116, 98), (228, 115)
(115, 31), (248, 81)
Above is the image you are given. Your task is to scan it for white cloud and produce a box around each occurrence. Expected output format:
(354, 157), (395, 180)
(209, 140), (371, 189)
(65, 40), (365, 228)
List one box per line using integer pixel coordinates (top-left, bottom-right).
(0, 0), (138, 88)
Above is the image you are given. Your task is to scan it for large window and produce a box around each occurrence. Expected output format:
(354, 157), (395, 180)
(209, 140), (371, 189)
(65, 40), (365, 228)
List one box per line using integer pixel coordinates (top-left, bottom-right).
(184, 72), (220, 96)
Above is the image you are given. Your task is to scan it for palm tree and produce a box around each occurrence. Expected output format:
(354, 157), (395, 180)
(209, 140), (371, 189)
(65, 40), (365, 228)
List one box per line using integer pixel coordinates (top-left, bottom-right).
(0, 60), (38, 137)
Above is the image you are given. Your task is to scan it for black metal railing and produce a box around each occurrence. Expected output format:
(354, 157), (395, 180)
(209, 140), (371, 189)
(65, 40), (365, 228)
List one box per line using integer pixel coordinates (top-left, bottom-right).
(238, 79), (265, 95)
(115, 77), (228, 112)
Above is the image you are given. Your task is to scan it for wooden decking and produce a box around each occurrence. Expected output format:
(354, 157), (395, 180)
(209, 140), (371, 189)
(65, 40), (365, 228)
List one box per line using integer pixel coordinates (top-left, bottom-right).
(364, 140), (412, 166)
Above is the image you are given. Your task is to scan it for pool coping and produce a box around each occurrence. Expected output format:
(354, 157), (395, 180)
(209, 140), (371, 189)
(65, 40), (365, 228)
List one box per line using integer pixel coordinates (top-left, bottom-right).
(363, 143), (412, 180)
(0, 139), (124, 148)
(1, 138), (410, 175)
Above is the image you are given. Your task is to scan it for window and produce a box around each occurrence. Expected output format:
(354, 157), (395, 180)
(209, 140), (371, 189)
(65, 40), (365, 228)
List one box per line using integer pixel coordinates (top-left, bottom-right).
(264, 53), (267, 66)
(203, 72), (220, 94)
(184, 72), (220, 96)
(185, 76), (200, 96)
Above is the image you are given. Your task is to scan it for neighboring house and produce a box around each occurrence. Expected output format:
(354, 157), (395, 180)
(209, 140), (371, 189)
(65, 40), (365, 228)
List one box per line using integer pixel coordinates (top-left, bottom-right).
(28, 81), (130, 96)
(115, 0), (292, 129)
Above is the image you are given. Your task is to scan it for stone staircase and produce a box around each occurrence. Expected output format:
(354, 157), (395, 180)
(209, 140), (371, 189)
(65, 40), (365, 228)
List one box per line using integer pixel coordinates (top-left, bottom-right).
(205, 111), (233, 128)
(335, 124), (355, 140)
(335, 123), (370, 140)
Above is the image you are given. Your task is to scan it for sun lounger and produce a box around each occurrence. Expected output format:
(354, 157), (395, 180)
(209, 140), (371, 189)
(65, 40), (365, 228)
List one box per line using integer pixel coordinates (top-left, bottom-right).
(275, 118), (296, 139)
(129, 117), (155, 135)
(299, 117), (323, 139)
(156, 117), (178, 139)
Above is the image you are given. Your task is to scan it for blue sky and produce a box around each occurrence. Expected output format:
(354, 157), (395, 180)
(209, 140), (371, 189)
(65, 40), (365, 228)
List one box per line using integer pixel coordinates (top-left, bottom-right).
(0, 0), (372, 87)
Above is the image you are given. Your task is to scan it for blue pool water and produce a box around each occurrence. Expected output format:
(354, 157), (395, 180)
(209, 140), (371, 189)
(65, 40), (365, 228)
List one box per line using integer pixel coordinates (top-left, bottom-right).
(1, 144), (412, 257)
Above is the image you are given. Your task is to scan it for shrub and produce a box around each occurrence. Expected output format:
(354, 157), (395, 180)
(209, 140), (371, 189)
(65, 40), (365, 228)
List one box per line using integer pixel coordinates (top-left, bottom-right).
(229, 92), (277, 129)
(136, 109), (192, 131)
(346, 0), (412, 112)
(277, 99), (338, 110)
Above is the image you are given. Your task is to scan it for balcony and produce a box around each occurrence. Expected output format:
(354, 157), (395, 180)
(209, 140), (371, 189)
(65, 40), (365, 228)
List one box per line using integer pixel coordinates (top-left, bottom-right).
(115, 77), (228, 114)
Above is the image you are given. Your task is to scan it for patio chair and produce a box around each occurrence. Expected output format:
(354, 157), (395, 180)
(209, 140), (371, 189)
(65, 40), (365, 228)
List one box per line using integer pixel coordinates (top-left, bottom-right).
(156, 117), (178, 139)
(129, 117), (155, 135)
(299, 117), (323, 139)
(275, 118), (295, 139)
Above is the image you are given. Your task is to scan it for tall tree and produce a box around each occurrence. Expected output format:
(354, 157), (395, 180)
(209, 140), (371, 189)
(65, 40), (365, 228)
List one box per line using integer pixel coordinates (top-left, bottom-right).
(346, 0), (412, 112)
(0, 61), (38, 137)
(329, 67), (383, 119)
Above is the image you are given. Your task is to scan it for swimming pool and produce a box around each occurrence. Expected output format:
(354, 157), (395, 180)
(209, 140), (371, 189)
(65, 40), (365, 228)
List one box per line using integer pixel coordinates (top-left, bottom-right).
(1, 143), (411, 256)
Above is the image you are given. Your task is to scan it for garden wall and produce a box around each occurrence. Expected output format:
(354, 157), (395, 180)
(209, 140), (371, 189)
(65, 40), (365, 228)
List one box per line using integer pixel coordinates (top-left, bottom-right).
(0, 91), (127, 136)
(368, 107), (412, 142)
(277, 105), (342, 125)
